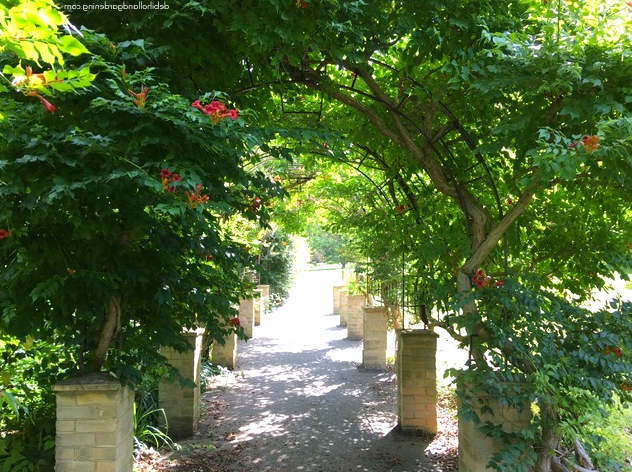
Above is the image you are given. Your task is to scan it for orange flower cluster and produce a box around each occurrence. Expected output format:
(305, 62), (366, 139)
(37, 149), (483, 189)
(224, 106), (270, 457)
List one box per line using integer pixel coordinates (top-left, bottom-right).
(570, 135), (600, 153)
(580, 135), (599, 152)
(14, 66), (58, 113)
(200, 252), (213, 261)
(191, 99), (238, 123)
(160, 169), (181, 193)
(0, 229), (12, 239)
(604, 346), (623, 358)
(471, 269), (504, 289)
(185, 184), (210, 208)
(128, 87), (148, 108)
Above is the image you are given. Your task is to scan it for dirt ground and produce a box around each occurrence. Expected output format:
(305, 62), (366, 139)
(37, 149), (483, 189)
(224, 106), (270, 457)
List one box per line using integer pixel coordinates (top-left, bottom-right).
(136, 267), (465, 472)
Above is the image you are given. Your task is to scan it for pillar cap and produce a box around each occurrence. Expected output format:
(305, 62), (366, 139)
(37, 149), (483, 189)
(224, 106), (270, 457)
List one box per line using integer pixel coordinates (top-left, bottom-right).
(398, 328), (439, 338)
(52, 372), (122, 392)
(363, 306), (387, 312)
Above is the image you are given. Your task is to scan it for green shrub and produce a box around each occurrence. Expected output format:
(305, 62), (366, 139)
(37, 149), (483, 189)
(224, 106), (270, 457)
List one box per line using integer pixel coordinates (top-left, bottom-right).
(259, 228), (297, 308)
(133, 401), (177, 458)
(132, 367), (178, 457)
(0, 335), (72, 472)
(200, 360), (231, 392)
(573, 398), (632, 471)
(307, 230), (351, 265)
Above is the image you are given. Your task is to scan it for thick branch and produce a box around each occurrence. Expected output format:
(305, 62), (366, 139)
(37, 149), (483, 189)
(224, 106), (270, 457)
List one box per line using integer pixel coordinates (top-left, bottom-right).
(461, 177), (539, 274)
(356, 69), (495, 251)
(573, 439), (594, 470)
(93, 295), (122, 372)
(562, 458), (598, 472)
(552, 458), (573, 472)
(354, 69), (459, 199)
(430, 121), (457, 145)
(536, 400), (561, 472)
(283, 63), (406, 147)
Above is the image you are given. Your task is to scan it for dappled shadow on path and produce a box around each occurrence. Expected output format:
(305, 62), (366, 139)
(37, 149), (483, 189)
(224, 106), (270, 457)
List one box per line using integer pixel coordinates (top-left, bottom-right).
(168, 269), (454, 472)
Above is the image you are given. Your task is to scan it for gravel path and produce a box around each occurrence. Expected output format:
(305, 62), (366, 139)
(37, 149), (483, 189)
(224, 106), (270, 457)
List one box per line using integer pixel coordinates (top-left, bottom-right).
(133, 269), (632, 472)
(150, 268), (459, 472)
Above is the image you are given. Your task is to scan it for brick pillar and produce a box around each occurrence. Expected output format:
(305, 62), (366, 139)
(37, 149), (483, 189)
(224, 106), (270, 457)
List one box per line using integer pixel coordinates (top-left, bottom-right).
(333, 286), (343, 315)
(211, 333), (237, 370)
(53, 372), (134, 472)
(362, 306), (388, 369)
(159, 329), (204, 439)
(339, 289), (349, 327)
(397, 329), (438, 434)
(238, 297), (255, 338)
(253, 289), (263, 326)
(345, 294), (366, 340)
(458, 380), (532, 472)
(256, 284), (270, 313)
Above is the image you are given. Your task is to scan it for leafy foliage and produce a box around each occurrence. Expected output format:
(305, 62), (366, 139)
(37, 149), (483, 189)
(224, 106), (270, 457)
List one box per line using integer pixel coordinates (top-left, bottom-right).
(259, 228), (298, 308)
(0, 28), (287, 376)
(159, 0), (632, 468)
(0, 334), (71, 471)
(0, 0), (94, 118)
(453, 281), (632, 470)
(307, 229), (350, 265)
(2, 0), (632, 469)
(133, 384), (177, 457)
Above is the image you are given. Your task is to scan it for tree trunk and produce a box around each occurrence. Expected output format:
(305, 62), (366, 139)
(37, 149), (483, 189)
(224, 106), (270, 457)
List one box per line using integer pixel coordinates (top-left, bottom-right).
(535, 400), (560, 472)
(92, 295), (122, 372)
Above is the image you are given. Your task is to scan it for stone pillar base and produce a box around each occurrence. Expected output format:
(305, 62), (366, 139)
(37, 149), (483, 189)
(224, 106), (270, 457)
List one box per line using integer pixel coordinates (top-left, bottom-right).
(362, 306), (388, 369)
(345, 294), (366, 340)
(458, 379), (532, 471)
(212, 333), (237, 370)
(238, 297), (255, 338)
(256, 284), (270, 313)
(339, 289), (349, 327)
(333, 285), (343, 315)
(397, 329), (438, 434)
(159, 329), (204, 439)
(53, 372), (134, 472)
(254, 289), (263, 326)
